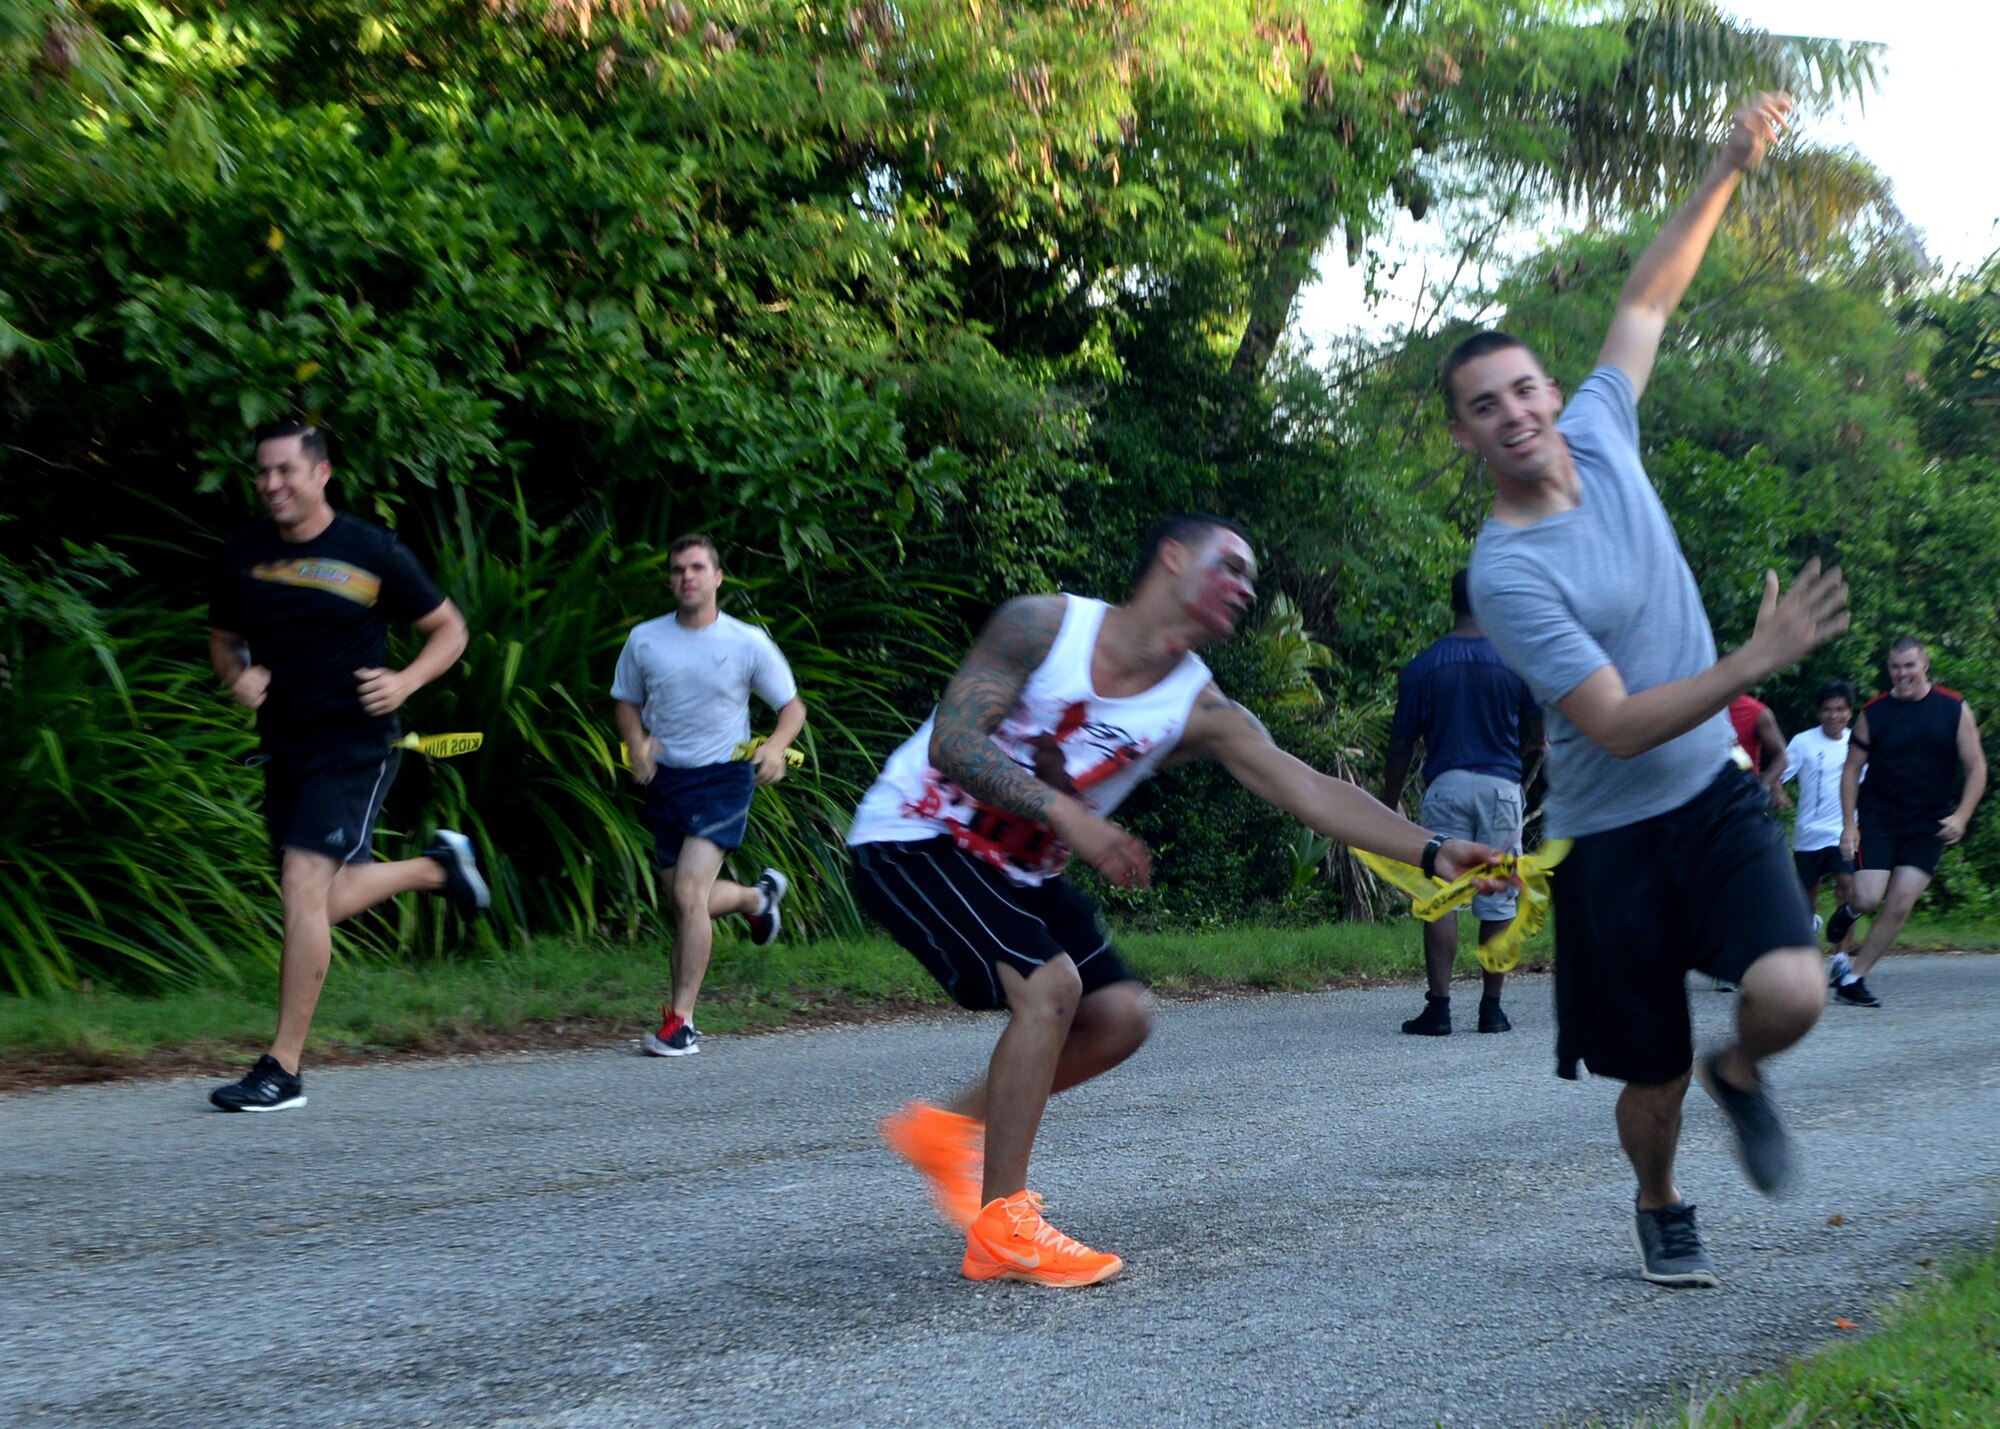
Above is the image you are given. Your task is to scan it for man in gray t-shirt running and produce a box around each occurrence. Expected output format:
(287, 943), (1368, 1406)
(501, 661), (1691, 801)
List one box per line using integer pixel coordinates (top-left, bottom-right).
(610, 534), (807, 1057)
(1448, 94), (1849, 1290)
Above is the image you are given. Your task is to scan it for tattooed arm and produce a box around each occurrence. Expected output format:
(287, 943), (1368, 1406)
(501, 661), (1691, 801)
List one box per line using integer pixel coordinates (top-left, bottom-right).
(927, 595), (1153, 888)
(1176, 684), (1507, 881)
(928, 596), (1067, 820)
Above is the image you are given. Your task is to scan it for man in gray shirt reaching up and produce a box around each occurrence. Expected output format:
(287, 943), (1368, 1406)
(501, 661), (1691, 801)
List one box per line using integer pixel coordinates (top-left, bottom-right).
(1453, 94), (1850, 1289)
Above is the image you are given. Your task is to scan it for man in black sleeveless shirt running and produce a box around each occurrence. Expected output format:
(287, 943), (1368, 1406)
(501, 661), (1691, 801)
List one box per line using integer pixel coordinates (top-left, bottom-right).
(207, 422), (491, 1111)
(1827, 637), (1987, 1007)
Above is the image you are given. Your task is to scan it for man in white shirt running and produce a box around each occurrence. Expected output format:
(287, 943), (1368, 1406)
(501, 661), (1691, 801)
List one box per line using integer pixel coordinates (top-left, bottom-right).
(1781, 681), (1859, 966)
(611, 535), (807, 1056)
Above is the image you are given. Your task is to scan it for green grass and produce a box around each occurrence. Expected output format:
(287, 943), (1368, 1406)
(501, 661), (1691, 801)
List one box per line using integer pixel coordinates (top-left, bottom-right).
(1, 910), (1995, 1073)
(0, 916), (1543, 1069)
(1608, 1239), (2000, 1428)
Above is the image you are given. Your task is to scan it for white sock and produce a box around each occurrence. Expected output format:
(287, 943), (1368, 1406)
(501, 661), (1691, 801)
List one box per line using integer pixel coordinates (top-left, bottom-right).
(1839, 972), (1861, 987)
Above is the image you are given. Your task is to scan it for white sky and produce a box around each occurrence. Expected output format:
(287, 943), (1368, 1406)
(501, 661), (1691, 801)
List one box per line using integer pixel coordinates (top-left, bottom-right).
(1297, 3), (1999, 348)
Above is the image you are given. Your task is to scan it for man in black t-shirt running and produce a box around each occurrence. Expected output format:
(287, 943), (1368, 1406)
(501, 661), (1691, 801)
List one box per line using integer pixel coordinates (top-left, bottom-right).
(207, 422), (490, 1111)
(1826, 637), (1987, 1007)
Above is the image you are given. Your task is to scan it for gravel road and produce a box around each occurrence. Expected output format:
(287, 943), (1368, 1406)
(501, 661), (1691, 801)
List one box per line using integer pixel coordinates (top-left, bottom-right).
(5, 953), (1996, 1427)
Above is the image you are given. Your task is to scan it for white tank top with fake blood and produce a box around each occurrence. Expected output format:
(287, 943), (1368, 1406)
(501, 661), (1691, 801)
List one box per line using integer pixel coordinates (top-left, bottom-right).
(846, 595), (1213, 886)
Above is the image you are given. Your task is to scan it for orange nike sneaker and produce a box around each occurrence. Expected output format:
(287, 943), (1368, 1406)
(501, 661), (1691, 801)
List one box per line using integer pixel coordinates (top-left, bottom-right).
(880, 1101), (984, 1229)
(961, 1190), (1124, 1287)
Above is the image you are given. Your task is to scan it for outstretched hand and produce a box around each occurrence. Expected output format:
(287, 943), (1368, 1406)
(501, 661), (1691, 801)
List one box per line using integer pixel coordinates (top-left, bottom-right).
(1750, 557), (1850, 673)
(1063, 809), (1153, 890)
(1722, 92), (1792, 173)
(1434, 840), (1521, 896)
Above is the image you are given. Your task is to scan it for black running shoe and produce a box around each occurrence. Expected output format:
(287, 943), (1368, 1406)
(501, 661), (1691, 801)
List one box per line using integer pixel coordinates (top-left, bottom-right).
(1834, 977), (1882, 1008)
(1477, 998), (1511, 1033)
(747, 867), (789, 947)
(1697, 1052), (1800, 1197)
(426, 829), (491, 911)
(210, 1055), (306, 1112)
(1825, 902), (1859, 945)
(1633, 1201), (1719, 1288)
(1401, 994), (1451, 1036)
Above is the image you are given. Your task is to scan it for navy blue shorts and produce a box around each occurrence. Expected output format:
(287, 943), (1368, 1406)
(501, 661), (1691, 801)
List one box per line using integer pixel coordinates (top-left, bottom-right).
(643, 761), (755, 868)
(260, 739), (401, 867)
(1552, 765), (1814, 1084)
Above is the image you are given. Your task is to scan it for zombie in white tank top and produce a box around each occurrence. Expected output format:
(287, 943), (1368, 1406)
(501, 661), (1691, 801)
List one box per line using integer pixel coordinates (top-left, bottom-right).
(847, 595), (1212, 885)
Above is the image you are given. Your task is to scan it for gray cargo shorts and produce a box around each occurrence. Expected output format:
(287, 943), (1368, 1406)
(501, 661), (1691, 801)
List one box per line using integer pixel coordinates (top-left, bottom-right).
(1419, 768), (1524, 920)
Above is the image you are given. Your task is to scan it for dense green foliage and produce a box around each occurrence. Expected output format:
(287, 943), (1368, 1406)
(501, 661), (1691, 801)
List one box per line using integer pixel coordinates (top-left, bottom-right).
(3, 0), (1988, 994)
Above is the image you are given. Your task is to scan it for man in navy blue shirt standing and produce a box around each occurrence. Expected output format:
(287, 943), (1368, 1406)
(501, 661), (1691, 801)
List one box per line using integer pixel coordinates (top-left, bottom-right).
(1382, 569), (1543, 1035)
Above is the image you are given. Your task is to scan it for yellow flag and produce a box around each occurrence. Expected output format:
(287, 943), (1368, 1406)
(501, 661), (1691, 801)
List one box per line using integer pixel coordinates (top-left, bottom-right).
(1353, 840), (1573, 973)
(733, 736), (804, 767)
(615, 738), (803, 768)
(393, 732), (484, 758)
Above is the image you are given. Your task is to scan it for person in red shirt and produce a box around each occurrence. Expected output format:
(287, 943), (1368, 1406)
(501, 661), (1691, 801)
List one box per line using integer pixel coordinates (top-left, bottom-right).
(1727, 693), (1788, 804)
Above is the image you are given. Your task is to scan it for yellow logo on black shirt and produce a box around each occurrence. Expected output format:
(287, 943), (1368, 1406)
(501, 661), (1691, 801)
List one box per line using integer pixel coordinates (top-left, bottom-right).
(249, 559), (381, 606)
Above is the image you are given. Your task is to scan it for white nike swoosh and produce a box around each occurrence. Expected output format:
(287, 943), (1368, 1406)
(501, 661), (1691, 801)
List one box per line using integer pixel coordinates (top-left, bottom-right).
(996, 1246), (1040, 1269)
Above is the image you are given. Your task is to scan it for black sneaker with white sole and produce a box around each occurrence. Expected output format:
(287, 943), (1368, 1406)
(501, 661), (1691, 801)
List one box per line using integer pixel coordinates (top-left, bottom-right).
(210, 1054), (306, 1112)
(427, 829), (491, 911)
(747, 867), (789, 947)
(1834, 976), (1882, 1008)
(1825, 902), (1860, 945)
(1633, 1200), (1719, 1288)
(1697, 1052), (1800, 1197)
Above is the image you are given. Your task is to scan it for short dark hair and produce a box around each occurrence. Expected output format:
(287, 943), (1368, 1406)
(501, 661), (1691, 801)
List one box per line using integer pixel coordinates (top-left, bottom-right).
(253, 420), (329, 465)
(1134, 513), (1252, 585)
(669, 533), (722, 571)
(1889, 635), (1926, 657)
(1450, 568), (1473, 619)
(1815, 679), (1857, 709)
(1439, 329), (1534, 413)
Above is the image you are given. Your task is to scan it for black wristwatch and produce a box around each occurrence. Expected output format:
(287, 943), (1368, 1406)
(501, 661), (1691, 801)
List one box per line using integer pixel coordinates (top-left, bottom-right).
(1420, 833), (1448, 881)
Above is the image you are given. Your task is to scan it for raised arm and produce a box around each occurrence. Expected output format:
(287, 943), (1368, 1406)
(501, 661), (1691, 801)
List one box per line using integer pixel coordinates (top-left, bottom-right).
(1559, 560), (1847, 761)
(1596, 93), (1791, 400)
(928, 595), (1152, 888)
(1941, 704), (1988, 845)
(1179, 686), (1503, 880)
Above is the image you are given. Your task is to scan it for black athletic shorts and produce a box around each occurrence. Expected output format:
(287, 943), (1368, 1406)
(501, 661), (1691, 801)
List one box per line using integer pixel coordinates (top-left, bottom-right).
(260, 739), (401, 866)
(849, 837), (1138, 1011)
(1858, 817), (1946, 876)
(1793, 845), (1855, 891)
(1551, 765), (1814, 1085)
